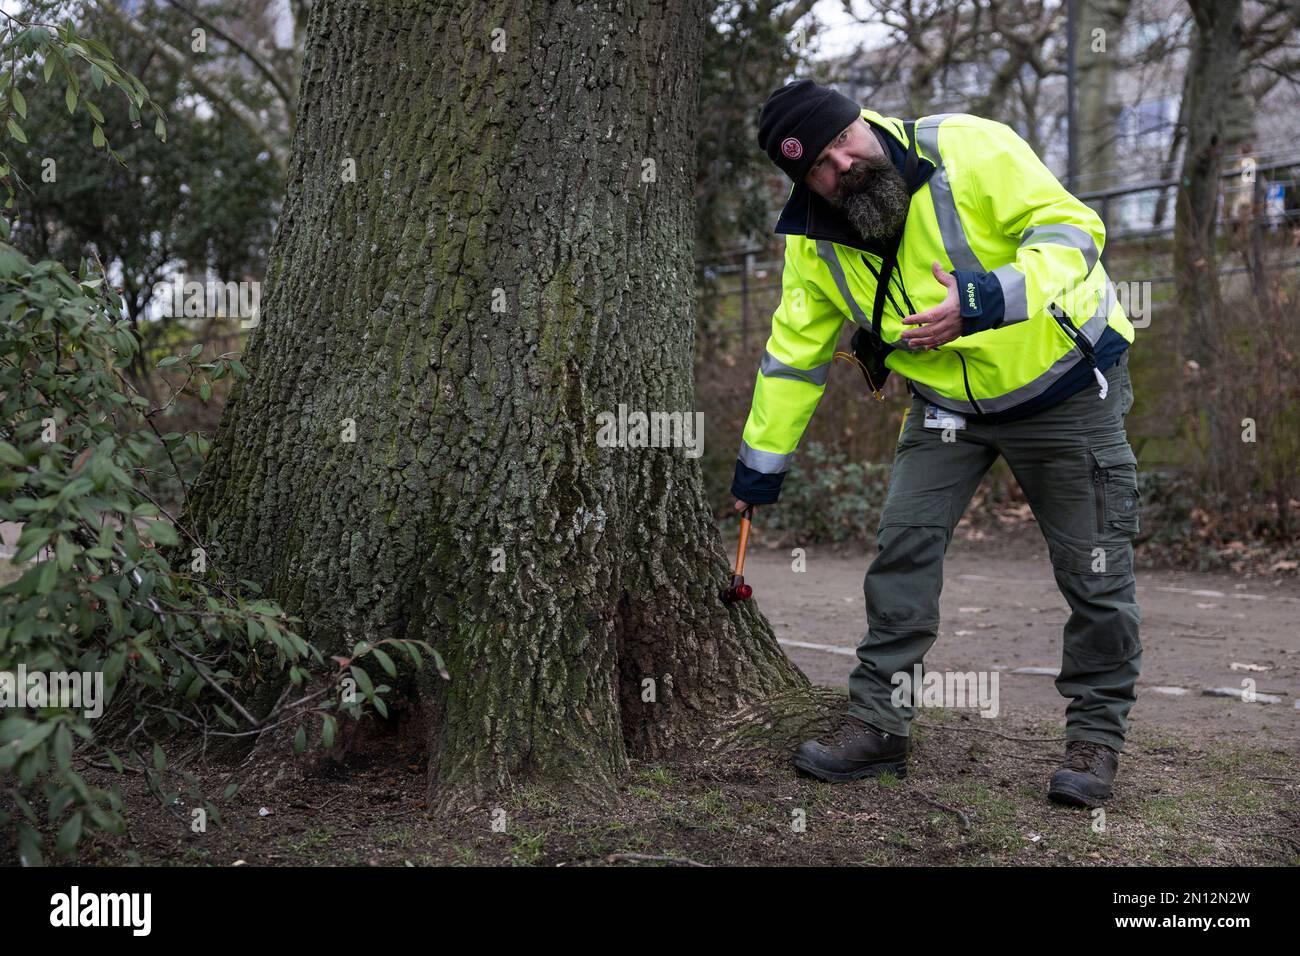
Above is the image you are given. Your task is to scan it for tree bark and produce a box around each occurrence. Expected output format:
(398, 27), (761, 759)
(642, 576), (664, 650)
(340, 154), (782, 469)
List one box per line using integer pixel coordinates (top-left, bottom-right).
(1174, 0), (1243, 364)
(1173, 0), (1245, 500)
(1074, 0), (1132, 193)
(187, 0), (806, 809)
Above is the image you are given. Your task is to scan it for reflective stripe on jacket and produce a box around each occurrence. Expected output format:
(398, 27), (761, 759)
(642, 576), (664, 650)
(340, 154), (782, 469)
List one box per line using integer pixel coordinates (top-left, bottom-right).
(732, 109), (1135, 505)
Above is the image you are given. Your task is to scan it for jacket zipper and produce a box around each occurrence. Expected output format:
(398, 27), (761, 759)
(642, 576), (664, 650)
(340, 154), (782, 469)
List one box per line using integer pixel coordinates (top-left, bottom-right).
(1052, 307), (1098, 368)
(954, 351), (983, 416)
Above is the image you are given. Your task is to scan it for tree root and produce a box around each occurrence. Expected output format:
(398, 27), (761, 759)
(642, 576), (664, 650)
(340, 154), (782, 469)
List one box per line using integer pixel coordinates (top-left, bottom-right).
(702, 686), (847, 756)
(912, 790), (972, 830)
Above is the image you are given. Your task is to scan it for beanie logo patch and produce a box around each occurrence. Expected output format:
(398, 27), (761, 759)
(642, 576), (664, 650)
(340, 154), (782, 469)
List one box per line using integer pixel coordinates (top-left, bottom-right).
(780, 137), (803, 160)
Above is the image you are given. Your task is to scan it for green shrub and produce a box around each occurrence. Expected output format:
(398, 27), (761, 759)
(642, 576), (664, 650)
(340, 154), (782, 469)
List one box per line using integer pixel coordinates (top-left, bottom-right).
(0, 245), (434, 864)
(760, 441), (893, 545)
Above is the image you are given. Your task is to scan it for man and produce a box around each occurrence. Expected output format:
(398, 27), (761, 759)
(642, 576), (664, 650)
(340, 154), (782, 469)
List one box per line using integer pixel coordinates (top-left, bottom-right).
(733, 80), (1141, 807)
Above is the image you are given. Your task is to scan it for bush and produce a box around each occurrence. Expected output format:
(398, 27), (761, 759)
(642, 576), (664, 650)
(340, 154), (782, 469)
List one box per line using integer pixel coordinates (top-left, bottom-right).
(0, 245), (432, 864)
(758, 441), (894, 545)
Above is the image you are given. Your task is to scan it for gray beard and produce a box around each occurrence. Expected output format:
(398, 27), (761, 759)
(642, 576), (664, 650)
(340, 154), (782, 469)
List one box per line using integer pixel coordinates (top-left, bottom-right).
(834, 156), (911, 243)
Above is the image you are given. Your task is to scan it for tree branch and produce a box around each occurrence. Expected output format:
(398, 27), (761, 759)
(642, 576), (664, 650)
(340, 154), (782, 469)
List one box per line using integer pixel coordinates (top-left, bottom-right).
(91, 0), (287, 172)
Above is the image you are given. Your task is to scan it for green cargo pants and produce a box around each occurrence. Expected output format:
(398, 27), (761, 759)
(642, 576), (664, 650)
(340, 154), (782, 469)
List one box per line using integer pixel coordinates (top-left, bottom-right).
(847, 351), (1141, 752)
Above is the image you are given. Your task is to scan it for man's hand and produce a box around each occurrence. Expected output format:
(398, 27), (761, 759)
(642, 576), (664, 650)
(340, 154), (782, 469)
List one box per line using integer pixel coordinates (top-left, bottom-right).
(734, 500), (757, 512)
(899, 261), (962, 349)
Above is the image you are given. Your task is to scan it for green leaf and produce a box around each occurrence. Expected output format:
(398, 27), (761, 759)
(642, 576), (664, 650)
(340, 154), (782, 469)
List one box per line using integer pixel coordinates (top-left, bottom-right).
(154, 116), (165, 142)
(56, 812), (83, 856)
(401, 642), (423, 669)
(292, 725), (306, 756)
(371, 647), (396, 677)
(11, 87), (26, 118)
(349, 665), (373, 697)
(0, 441), (23, 466)
(12, 526), (52, 564)
(152, 742), (166, 772)
(321, 715), (336, 748)
(137, 646), (161, 675)
(15, 721), (56, 755)
(146, 519), (179, 547)
(48, 786), (76, 820)
(53, 724), (73, 769)
(6, 118), (26, 144)
(36, 559), (58, 594)
(65, 84), (76, 114)
(92, 126), (105, 149)
(55, 534), (77, 571)
(17, 822), (44, 866)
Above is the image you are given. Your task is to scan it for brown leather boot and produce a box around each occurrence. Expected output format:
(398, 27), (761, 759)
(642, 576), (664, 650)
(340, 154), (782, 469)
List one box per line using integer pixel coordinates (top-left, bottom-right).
(792, 715), (909, 783)
(1048, 739), (1120, 807)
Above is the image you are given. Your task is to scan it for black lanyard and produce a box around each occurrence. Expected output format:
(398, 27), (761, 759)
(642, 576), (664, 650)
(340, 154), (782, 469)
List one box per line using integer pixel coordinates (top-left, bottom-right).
(867, 120), (918, 342)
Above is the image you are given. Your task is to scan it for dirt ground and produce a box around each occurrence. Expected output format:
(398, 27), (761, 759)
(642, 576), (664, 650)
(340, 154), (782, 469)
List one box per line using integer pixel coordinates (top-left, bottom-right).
(4, 524), (1298, 867)
(21, 700), (1295, 868)
(746, 526), (1300, 749)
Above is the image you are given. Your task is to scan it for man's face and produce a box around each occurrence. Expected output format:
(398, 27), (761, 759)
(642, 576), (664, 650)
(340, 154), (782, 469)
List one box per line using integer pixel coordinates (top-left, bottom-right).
(805, 118), (911, 242)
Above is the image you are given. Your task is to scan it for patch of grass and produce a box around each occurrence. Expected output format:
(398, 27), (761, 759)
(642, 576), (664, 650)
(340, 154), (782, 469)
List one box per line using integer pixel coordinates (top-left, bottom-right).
(276, 825), (346, 862)
(507, 828), (547, 866)
(875, 771), (903, 790)
(637, 766), (675, 788)
(20, 714), (1296, 867)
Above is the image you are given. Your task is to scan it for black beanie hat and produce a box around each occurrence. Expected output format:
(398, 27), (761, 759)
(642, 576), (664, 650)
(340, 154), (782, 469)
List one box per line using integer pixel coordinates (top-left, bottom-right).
(757, 80), (863, 183)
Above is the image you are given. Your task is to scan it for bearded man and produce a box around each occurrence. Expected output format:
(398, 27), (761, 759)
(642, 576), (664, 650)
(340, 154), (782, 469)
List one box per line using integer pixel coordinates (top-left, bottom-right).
(732, 80), (1142, 808)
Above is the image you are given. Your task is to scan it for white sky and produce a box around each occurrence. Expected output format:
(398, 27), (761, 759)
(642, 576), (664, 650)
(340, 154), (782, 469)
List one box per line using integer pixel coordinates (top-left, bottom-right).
(807, 0), (888, 61)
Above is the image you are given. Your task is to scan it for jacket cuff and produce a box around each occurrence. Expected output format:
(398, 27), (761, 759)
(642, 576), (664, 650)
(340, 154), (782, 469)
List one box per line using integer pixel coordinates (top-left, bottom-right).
(731, 457), (785, 505)
(954, 269), (1006, 335)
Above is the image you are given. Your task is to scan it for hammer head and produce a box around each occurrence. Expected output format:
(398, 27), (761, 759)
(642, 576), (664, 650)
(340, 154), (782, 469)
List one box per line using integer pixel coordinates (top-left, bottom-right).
(719, 575), (753, 604)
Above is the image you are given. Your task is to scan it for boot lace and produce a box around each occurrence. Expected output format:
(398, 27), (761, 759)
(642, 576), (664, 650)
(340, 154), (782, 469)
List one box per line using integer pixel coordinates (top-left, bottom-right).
(1063, 740), (1111, 774)
(816, 717), (877, 747)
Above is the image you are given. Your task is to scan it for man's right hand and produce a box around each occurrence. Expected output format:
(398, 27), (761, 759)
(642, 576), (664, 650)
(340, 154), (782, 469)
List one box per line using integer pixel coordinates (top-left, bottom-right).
(734, 500), (757, 513)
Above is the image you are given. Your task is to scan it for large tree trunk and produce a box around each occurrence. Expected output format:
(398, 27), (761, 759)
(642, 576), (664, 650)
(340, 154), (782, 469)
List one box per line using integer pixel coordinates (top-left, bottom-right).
(187, 0), (806, 808)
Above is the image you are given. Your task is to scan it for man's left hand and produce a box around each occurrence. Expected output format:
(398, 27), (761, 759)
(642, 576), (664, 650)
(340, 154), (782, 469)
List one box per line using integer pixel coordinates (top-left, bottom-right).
(900, 261), (962, 349)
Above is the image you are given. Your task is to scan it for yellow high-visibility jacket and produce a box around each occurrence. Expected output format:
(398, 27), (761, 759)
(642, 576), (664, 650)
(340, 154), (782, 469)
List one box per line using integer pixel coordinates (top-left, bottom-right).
(733, 109), (1135, 504)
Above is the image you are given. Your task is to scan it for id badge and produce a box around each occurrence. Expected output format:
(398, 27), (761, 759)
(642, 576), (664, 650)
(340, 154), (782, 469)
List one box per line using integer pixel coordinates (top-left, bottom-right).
(923, 403), (967, 430)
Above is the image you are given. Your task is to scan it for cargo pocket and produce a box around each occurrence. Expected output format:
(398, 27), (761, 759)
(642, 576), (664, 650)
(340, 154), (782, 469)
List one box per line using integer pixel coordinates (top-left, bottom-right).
(878, 491), (951, 531)
(1090, 441), (1140, 541)
(869, 492), (951, 628)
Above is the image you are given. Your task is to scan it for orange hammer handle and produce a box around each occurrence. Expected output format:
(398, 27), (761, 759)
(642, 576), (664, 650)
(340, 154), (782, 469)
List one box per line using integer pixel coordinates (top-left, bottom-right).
(734, 508), (752, 576)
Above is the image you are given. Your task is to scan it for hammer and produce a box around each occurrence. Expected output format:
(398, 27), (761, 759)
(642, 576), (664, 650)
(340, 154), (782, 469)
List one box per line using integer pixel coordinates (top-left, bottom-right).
(720, 503), (755, 604)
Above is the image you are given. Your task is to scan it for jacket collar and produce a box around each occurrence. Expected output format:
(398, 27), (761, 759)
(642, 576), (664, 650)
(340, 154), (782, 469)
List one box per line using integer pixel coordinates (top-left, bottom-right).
(772, 113), (936, 257)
